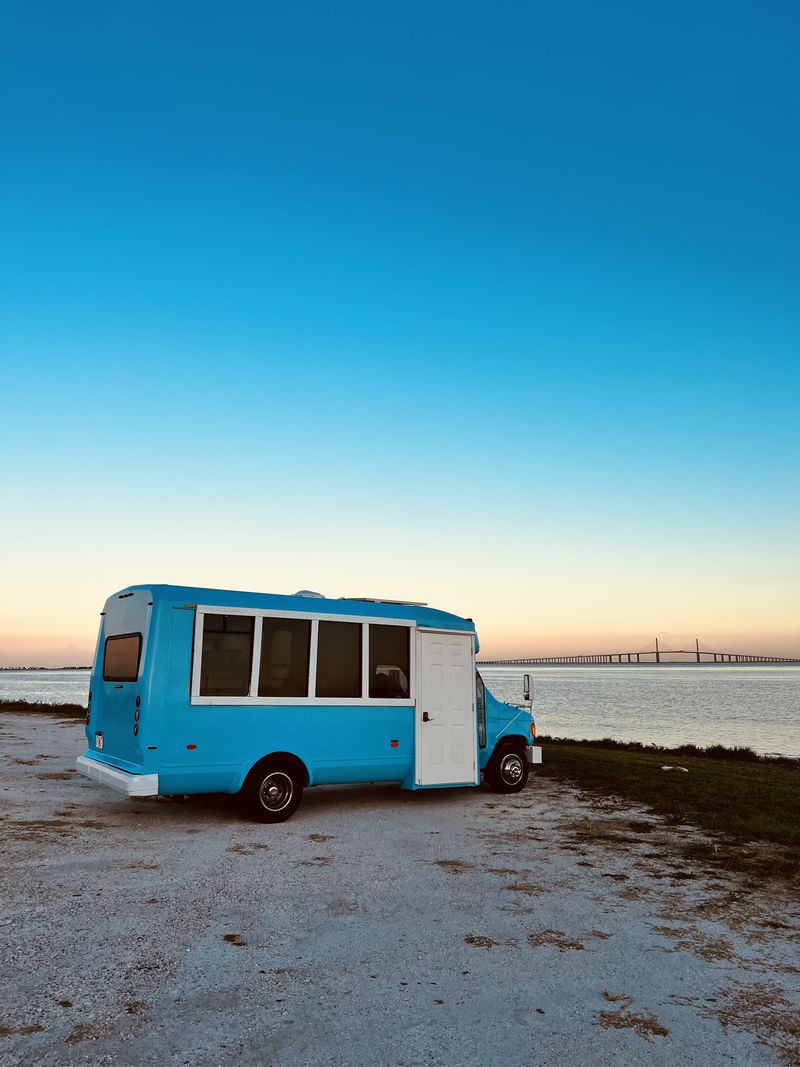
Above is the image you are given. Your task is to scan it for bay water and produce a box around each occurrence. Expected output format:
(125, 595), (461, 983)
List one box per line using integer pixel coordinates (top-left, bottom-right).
(481, 664), (800, 758)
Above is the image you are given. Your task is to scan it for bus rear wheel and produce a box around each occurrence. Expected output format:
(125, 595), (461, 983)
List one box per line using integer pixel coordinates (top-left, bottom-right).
(485, 747), (529, 794)
(241, 759), (304, 823)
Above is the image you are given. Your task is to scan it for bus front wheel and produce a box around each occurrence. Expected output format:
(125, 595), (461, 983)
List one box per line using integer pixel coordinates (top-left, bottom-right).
(241, 759), (304, 823)
(485, 747), (529, 794)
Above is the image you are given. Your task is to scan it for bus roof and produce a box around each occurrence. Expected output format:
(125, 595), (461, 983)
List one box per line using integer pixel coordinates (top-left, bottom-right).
(116, 584), (478, 637)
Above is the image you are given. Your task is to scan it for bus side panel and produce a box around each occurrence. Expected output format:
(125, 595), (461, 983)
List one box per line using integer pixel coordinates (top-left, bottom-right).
(153, 705), (414, 795)
(152, 606), (414, 795)
(275, 704), (415, 788)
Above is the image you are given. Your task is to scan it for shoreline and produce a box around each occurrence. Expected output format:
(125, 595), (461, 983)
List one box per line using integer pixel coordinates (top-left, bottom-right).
(0, 666), (91, 671)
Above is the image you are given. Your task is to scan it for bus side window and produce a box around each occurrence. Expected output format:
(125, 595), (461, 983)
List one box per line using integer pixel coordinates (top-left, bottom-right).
(199, 614), (254, 697)
(476, 671), (486, 748)
(316, 621), (362, 698)
(258, 618), (311, 697)
(369, 625), (410, 699)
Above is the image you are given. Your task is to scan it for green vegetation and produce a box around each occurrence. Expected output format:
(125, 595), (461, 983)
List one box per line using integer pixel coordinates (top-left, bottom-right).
(0, 699), (85, 719)
(538, 737), (800, 880)
(539, 734), (799, 767)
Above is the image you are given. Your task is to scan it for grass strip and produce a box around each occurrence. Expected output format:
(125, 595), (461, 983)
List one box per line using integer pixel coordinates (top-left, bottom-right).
(539, 733), (799, 767)
(0, 698), (86, 719)
(538, 741), (800, 880)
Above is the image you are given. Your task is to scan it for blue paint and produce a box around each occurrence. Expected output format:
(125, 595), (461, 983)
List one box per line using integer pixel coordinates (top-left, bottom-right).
(81, 585), (534, 798)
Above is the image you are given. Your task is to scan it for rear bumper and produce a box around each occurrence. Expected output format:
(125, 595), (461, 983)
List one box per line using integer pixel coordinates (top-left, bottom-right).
(76, 755), (159, 797)
(526, 745), (543, 766)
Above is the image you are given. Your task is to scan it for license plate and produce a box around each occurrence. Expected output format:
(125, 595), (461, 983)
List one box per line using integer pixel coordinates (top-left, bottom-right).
(95, 733), (104, 750)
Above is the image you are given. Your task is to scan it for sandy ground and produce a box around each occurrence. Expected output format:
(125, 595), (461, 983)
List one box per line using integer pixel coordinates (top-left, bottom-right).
(1, 712), (799, 1067)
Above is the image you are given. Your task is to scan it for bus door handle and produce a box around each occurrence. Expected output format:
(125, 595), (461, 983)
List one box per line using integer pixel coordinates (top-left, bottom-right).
(423, 712), (433, 723)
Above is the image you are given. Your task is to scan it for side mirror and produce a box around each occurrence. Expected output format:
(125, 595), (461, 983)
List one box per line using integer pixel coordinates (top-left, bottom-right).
(523, 673), (532, 702)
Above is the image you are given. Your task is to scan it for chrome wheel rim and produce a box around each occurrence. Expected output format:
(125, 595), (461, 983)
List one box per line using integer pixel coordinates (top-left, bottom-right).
(500, 753), (524, 785)
(259, 771), (293, 812)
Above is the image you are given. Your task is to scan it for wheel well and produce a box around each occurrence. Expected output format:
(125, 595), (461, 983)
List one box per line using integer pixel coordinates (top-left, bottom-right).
(492, 734), (528, 758)
(245, 752), (310, 789)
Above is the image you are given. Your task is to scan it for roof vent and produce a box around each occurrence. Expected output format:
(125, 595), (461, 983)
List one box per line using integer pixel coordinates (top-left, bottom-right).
(294, 589), (325, 598)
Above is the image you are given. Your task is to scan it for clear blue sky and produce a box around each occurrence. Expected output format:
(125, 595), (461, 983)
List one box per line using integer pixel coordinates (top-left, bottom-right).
(1, 1), (798, 663)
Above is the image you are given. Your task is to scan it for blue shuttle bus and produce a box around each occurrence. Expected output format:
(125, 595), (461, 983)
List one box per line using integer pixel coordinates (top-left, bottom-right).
(77, 585), (541, 821)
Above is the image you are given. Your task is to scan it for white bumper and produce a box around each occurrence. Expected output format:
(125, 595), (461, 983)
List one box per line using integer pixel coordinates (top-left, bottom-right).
(526, 745), (543, 765)
(76, 755), (159, 797)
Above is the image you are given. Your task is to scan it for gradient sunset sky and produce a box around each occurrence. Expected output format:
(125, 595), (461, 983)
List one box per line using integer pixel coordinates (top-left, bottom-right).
(1, 2), (798, 665)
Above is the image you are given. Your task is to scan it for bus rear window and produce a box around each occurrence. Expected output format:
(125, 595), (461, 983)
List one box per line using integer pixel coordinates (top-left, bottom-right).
(103, 633), (142, 682)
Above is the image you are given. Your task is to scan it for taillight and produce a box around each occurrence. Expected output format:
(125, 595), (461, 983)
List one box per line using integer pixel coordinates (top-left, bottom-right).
(86, 690), (92, 724)
(531, 722), (537, 739)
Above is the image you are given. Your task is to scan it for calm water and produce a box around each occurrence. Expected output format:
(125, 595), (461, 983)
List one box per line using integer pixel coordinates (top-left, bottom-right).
(481, 665), (800, 757)
(1, 665), (798, 757)
(0, 669), (92, 708)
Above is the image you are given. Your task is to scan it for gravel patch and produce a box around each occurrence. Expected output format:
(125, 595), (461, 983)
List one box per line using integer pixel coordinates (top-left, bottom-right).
(1, 712), (799, 1067)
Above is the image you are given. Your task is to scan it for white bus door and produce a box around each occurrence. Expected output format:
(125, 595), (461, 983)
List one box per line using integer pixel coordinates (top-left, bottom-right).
(415, 630), (478, 786)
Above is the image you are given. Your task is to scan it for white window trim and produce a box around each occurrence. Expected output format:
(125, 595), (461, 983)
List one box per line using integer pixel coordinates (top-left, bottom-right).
(308, 617), (319, 698)
(190, 605), (431, 707)
(361, 622), (369, 700)
(248, 616), (263, 697)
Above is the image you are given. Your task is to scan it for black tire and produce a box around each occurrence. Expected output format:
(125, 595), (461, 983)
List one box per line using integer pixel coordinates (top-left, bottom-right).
(485, 746), (529, 794)
(241, 758), (304, 823)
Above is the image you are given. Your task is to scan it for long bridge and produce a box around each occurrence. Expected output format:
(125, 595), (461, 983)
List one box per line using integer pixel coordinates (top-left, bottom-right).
(480, 638), (800, 666)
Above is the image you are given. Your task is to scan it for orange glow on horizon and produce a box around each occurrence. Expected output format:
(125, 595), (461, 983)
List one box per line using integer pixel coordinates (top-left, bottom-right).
(2, 626), (798, 669)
